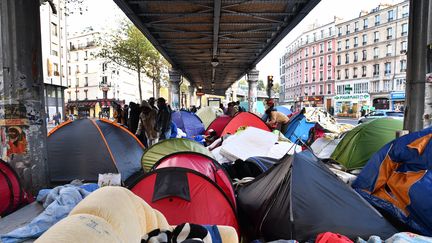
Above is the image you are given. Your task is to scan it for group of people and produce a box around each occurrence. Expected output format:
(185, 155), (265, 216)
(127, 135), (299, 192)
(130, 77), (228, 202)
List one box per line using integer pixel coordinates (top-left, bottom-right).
(114, 97), (172, 147)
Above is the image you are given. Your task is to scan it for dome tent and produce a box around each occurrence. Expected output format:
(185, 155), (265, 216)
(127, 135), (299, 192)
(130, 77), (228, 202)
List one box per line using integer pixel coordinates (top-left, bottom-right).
(48, 119), (145, 183)
(171, 110), (205, 137)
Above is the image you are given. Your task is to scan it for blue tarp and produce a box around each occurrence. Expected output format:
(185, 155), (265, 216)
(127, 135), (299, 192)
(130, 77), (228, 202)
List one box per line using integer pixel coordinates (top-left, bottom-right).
(0, 183), (98, 243)
(171, 111), (205, 137)
(240, 101), (265, 114)
(353, 126), (432, 236)
(283, 113), (315, 144)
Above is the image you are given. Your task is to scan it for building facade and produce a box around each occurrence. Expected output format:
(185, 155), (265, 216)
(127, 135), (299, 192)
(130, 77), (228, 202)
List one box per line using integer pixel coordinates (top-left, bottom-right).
(280, 21), (336, 111)
(40, 0), (69, 121)
(65, 29), (153, 118)
(334, 1), (409, 115)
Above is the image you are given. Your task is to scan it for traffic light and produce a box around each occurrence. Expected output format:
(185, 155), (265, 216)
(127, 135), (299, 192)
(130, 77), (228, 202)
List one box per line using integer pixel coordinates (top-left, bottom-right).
(267, 75), (274, 88)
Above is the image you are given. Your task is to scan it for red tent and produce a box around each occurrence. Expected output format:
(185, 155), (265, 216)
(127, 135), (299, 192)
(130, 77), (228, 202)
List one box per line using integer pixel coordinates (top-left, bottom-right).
(151, 152), (236, 208)
(130, 167), (239, 232)
(220, 112), (270, 136)
(0, 160), (32, 216)
(205, 115), (232, 138)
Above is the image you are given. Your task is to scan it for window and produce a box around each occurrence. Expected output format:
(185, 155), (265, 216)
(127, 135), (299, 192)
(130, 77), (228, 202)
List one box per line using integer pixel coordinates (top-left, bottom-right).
(75, 78), (79, 87)
(327, 84), (332, 94)
(400, 59), (407, 72)
(375, 15), (381, 26)
(311, 86), (316, 95)
(388, 10), (394, 21)
(305, 60), (309, 69)
(354, 52), (358, 62)
(327, 69), (332, 80)
(68, 66), (71, 75)
(363, 18), (368, 29)
(374, 47), (379, 58)
(345, 53), (349, 64)
(338, 27), (342, 37)
(320, 56), (324, 66)
(319, 84), (323, 94)
(312, 46), (316, 55)
(383, 80), (391, 91)
(401, 41), (407, 53)
(84, 89), (88, 100)
(327, 41), (332, 51)
(401, 23), (408, 36)
(101, 76), (108, 84)
(373, 64), (380, 76)
(371, 81), (379, 92)
(320, 43), (324, 53)
(353, 67), (358, 78)
(75, 64), (79, 73)
(75, 52), (79, 61)
(395, 78), (406, 91)
(327, 55), (332, 65)
(402, 5), (409, 18)
(328, 27), (333, 36)
(362, 50), (367, 61)
(305, 73), (308, 83)
(362, 66), (367, 77)
(85, 64), (89, 73)
(346, 24), (350, 35)
(102, 62), (108, 71)
(53, 63), (59, 76)
(385, 62), (391, 75)
(305, 48), (309, 57)
(51, 22), (58, 36)
(354, 21), (359, 32)
(345, 39), (350, 49)
(374, 31), (379, 42)
(386, 28), (393, 40)
(362, 34), (367, 45)
(84, 77), (88, 87)
(345, 68), (349, 79)
(354, 83), (368, 94)
(85, 51), (88, 59)
(337, 55), (341, 65)
(386, 44), (392, 56)
(321, 30), (324, 38)
(319, 71), (323, 81)
(354, 37), (358, 47)
(337, 41), (342, 51)
(337, 70), (341, 80)
(312, 59), (316, 68)
(312, 71), (316, 81)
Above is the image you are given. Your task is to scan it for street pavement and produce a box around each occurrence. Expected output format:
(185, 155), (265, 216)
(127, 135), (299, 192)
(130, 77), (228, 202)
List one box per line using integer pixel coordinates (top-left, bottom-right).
(336, 118), (359, 126)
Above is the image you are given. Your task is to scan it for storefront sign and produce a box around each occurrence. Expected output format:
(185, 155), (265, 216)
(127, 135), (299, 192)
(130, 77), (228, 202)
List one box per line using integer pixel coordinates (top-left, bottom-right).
(390, 92), (405, 100)
(334, 93), (370, 101)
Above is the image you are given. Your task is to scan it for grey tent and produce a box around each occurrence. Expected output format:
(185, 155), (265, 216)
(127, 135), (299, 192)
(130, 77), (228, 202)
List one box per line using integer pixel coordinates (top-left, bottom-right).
(237, 151), (397, 242)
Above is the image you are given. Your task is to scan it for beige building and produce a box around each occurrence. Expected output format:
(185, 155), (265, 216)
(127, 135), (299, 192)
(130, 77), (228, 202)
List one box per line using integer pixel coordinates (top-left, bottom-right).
(65, 29), (153, 118)
(334, 1), (409, 115)
(40, 0), (69, 121)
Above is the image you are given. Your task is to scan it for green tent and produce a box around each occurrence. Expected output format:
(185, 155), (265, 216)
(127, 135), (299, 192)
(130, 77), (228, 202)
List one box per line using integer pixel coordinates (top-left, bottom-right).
(196, 106), (223, 129)
(331, 118), (403, 170)
(141, 138), (214, 171)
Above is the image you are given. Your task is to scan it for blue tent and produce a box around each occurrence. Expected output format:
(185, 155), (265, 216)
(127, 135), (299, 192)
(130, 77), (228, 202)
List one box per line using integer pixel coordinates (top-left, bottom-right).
(352, 126), (432, 236)
(171, 111), (205, 137)
(284, 112), (315, 144)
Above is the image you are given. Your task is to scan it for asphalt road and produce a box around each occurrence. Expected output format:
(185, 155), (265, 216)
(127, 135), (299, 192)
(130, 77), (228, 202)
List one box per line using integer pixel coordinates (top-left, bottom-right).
(336, 118), (359, 126)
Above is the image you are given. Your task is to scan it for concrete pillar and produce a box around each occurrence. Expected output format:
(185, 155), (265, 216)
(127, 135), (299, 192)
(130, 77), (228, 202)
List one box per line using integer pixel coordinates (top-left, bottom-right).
(168, 69), (181, 110)
(0, 0), (49, 193)
(188, 86), (195, 107)
(424, 0), (432, 128)
(247, 69), (259, 113)
(404, 0), (429, 132)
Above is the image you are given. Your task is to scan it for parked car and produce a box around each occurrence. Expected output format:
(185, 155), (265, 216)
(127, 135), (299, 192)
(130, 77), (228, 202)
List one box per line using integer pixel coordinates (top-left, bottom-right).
(358, 110), (404, 124)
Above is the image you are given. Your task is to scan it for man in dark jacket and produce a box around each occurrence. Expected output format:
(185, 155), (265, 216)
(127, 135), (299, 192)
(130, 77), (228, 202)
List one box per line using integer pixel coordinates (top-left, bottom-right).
(128, 102), (141, 134)
(156, 97), (172, 140)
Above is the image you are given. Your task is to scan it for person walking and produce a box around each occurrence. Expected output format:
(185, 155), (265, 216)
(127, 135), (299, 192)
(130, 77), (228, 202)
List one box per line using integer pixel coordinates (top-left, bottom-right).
(156, 97), (172, 140)
(136, 101), (159, 147)
(53, 113), (60, 126)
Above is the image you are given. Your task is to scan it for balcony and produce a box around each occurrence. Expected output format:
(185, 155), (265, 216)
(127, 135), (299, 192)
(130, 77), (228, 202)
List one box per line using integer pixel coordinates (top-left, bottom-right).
(355, 28), (359, 32)
(345, 60), (349, 64)
(374, 39), (379, 43)
(374, 55), (379, 59)
(320, 63), (323, 67)
(386, 53), (392, 57)
(388, 17), (394, 22)
(362, 74), (367, 77)
(328, 48), (332, 51)
(373, 72), (379, 76)
(362, 57), (367, 61)
(385, 71), (391, 75)
(354, 58), (358, 62)
(353, 75), (358, 78)
(337, 76), (341, 80)
(362, 41), (367, 46)
(320, 78), (323, 81)
(328, 62), (332, 66)
(345, 76), (349, 79)
(305, 66), (308, 70)
(338, 33), (342, 37)
(337, 48), (341, 51)
(337, 62), (341, 65)
(364, 25), (368, 29)
(312, 65), (316, 69)
(345, 46), (349, 50)
(354, 44), (358, 48)
(400, 68), (407, 72)
(346, 31), (350, 35)
(320, 50), (323, 53)
(375, 22), (380, 26)
(401, 32), (407, 36)
(312, 78), (316, 82)
(387, 35), (392, 40)
(312, 52), (316, 55)
(400, 49), (407, 54)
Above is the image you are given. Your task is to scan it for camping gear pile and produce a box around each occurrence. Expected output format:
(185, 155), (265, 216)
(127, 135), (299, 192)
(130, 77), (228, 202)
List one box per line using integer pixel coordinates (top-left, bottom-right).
(2, 111), (432, 242)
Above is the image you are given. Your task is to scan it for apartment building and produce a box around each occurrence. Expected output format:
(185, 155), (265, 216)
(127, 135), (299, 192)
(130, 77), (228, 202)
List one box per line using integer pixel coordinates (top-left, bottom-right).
(334, 1), (409, 114)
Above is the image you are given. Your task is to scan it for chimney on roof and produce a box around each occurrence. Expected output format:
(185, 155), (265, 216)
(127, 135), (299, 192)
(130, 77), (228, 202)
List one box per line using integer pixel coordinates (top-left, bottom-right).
(359, 10), (368, 17)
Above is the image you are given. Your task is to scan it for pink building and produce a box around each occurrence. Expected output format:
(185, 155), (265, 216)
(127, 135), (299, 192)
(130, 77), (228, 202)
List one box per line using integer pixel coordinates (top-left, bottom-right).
(280, 21), (336, 111)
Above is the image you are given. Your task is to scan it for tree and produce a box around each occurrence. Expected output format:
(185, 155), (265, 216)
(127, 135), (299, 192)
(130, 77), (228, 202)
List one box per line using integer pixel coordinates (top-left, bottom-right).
(257, 79), (266, 91)
(146, 50), (169, 98)
(99, 22), (167, 102)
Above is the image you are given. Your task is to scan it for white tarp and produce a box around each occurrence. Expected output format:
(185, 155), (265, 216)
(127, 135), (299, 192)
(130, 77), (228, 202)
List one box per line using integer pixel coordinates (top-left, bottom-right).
(311, 137), (341, 159)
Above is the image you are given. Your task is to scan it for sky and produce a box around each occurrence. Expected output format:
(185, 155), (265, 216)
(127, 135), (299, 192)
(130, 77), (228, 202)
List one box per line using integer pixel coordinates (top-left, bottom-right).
(67, 0), (403, 83)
